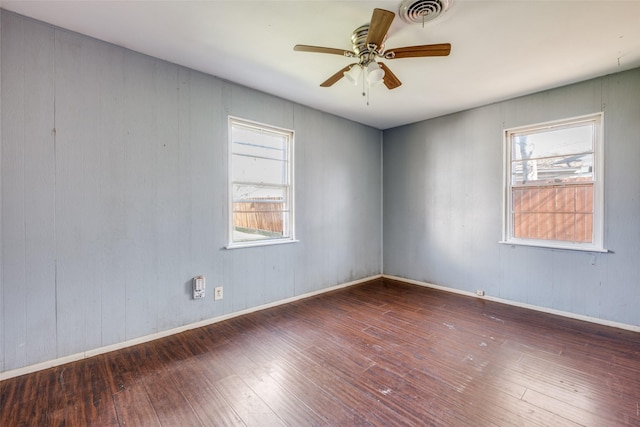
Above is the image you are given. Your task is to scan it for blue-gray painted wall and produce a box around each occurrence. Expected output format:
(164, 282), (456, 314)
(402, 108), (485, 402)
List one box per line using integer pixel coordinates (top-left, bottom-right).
(0, 12), (382, 373)
(2, 9), (639, 375)
(383, 68), (640, 328)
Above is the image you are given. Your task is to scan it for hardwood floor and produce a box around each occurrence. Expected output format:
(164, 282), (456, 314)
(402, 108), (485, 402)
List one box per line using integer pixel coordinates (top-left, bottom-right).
(1, 278), (639, 426)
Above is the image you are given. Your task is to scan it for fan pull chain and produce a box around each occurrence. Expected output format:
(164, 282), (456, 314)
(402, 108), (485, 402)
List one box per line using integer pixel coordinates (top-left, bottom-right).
(362, 69), (371, 106)
(363, 71), (371, 106)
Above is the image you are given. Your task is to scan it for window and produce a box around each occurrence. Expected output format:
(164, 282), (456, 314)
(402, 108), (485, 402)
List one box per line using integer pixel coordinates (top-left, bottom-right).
(502, 113), (605, 252)
(228, 117), (295, 248)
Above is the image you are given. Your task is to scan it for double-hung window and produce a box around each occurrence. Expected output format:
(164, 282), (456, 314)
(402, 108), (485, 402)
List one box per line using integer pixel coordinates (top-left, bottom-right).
(503, 113), (605, 252)
(228, 117), (295, 248)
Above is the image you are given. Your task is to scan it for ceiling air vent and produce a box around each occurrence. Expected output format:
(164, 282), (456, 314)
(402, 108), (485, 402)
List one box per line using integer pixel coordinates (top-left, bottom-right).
(398, 0), (453, 24)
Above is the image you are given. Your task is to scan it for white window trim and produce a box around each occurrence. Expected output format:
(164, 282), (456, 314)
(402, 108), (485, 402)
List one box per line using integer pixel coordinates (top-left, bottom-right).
(226, 116), (296, 249)
(501, 113), (606, 253)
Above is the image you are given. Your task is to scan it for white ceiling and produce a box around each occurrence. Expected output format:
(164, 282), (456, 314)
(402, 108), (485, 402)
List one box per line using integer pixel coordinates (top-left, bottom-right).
(2, 0), (640, 130)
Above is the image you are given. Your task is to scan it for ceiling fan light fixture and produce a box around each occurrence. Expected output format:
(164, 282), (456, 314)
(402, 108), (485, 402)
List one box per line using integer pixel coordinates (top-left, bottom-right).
(294, 7), (451, 91)
(343, 64), (362, 85)
(366, 61), (385, 86)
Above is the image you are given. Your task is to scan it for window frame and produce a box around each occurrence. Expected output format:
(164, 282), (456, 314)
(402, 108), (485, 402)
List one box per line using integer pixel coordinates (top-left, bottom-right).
(501, 113), (606, 252)
(227, 116), (296, 249)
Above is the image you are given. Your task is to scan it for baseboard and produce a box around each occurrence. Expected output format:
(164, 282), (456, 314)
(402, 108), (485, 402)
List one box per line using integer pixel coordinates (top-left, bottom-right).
(383, 274), (640, 333)
(0, 274), (382, 381)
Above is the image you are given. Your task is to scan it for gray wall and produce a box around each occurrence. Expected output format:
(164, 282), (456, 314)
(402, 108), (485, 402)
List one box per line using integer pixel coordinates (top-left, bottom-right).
(384, 67), (640, 328)
(0, 12), (382, 373)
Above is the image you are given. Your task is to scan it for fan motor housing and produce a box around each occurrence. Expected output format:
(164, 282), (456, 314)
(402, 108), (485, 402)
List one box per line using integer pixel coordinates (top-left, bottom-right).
(351, 24), (386, 56)
(350, 24), (386, 68)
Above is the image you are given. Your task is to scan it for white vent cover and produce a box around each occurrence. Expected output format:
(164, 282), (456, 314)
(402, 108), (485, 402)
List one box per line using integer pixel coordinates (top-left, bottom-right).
(399, 0), (453, 24)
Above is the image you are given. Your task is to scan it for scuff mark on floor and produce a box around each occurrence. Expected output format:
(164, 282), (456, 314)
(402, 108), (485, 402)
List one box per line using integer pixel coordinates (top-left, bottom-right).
(483, 314), (505, 323)
(443, 323), (455, 330)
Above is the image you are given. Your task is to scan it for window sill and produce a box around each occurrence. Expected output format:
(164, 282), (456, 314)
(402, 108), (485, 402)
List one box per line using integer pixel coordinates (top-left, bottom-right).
(499, 240), (609, 253)
(225, 239), (299, 250)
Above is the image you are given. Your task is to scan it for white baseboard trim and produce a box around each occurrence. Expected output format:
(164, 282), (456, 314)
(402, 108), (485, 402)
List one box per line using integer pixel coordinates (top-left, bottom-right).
(383, 274), (640, 333)
(0, 274), (382, 381)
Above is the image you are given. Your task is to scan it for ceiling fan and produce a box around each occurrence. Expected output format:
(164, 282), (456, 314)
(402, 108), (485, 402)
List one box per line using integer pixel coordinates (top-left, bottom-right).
(294, 8), (451, 90)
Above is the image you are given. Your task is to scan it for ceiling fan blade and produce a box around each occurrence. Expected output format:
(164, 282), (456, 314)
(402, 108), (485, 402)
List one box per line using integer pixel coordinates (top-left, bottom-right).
(386, 43), (451, 59)
(366, 8), (395, 48)
(320, 64), (355, 87)
(378, 63), (402, 90)
(294, 44), (353, 57)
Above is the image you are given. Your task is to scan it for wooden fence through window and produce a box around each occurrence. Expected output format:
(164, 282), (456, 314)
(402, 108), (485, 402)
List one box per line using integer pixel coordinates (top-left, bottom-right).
(233, 201), (284, 234)
(512, 183), (593, 242)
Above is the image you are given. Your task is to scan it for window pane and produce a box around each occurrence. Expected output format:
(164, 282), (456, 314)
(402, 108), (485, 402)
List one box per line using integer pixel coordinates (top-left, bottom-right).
(232, 127), (287, 157)
(511, 153), (593, 185)
(231, 126), (289, 186)
(512, 124), (593, 161)
(232, 184), (290, 242)
(511, 184), (593, 243)
(232, 184), (288, 206)
(232, 210), (286, 242)
(232, 151), (288, 185)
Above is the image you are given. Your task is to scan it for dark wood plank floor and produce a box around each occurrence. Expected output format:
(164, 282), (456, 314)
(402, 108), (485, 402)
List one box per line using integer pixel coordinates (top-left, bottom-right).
(2, 278), (639, 426)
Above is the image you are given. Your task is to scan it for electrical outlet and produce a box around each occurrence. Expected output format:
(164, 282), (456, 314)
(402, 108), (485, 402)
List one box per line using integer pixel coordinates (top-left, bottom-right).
(476, 290), (485, 296)
(214, 286), (223, 300)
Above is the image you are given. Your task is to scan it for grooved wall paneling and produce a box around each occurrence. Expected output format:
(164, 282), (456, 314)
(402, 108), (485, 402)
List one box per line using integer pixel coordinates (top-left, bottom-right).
(0, 11), (382, 373)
